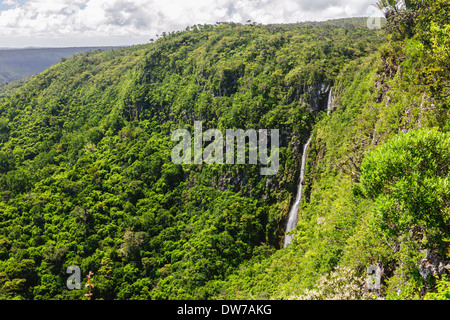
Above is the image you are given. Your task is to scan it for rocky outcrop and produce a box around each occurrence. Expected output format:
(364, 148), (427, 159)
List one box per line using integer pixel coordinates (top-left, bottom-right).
(299, 83), (333, 113)
(419, 250), (450, 279)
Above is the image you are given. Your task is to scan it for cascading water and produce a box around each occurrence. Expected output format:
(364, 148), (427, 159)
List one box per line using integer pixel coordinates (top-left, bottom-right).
(283, 136), (312, 247)
(327, 87), (334, 115)
(283, 87), (333, 247)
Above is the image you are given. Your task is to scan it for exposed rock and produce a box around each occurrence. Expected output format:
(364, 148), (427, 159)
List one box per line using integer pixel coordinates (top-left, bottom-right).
(419, 250), (450, 279)
(299, 83), (331, 113)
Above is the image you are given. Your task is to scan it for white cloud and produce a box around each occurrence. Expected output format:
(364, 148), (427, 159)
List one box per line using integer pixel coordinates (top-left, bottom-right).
(2, 0), (18, 5)
(0, 0), (381, 47)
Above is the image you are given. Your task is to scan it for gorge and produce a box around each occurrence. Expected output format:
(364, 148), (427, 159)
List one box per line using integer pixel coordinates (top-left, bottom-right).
(0, 3), (449, 300)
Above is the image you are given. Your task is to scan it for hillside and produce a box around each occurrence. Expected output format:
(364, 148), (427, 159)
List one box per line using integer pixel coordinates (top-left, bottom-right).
(0, 1), (449, 301)
(212, 2), (450, 300)
(0, 47), (122, 84)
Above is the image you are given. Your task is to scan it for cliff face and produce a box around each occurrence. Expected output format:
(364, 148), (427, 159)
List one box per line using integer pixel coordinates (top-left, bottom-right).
(299, 83), (332, 113)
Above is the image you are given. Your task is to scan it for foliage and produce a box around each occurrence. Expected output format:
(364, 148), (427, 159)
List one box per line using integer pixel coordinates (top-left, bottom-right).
(0, 1), (449, 300)
(0, 20), (382, 300)
(425, 275), (450, 300)
(210, 0), (450, 300)
(360, 128), (450, 248)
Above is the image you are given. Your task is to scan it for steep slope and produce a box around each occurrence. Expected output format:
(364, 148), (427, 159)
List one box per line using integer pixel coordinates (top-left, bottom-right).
(0, 21), (383, 300)
(213, 1), (450, 300)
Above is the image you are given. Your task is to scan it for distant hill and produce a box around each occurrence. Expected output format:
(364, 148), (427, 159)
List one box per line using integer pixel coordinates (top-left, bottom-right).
(266, 17), (386, 29)
(0, 46), (123, 84)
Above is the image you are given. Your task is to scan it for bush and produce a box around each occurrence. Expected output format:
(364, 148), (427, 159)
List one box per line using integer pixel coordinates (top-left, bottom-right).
(425, 275), (450, 300)
(360, 128), (450, 247)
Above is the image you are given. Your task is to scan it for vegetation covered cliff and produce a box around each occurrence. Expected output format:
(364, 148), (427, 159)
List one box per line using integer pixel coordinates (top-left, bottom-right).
(0, 0), (449, 300)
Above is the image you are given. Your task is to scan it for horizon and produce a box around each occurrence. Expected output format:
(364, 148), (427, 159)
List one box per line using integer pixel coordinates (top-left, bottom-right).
(0, 44), (127, 49)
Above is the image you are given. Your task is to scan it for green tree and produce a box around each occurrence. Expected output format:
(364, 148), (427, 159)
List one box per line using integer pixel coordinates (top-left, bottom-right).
(361, 129), (450, 249)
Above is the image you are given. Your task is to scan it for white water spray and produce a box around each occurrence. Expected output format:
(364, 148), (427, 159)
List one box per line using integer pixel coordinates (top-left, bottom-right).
(327, 87), (334, 115)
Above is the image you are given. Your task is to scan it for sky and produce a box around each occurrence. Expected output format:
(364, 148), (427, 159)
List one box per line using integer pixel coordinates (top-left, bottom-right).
(0, 0), (384, 48)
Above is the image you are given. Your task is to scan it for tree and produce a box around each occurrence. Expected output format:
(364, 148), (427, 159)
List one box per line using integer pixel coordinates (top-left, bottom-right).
(360, 129), (450, 249)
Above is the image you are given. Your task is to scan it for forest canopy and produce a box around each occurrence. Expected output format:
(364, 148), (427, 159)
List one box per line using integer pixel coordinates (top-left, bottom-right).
(0, 1), (449, 300)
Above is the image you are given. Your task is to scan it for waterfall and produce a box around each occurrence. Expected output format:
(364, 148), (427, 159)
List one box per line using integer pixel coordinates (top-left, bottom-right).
(284, 136), (312, 247)
(327, 87), (334, 115)
(282, 86), (333, 247)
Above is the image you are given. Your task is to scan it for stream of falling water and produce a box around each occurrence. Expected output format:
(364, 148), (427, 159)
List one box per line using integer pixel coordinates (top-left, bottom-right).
(283, 136), (312, 247)
(283, 87), (333, 247)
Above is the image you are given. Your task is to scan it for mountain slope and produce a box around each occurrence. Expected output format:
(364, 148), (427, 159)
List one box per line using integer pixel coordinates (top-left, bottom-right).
(0, 4), (448, 301)
(0, 20), (383, 300)
(212, 1), (450, 300)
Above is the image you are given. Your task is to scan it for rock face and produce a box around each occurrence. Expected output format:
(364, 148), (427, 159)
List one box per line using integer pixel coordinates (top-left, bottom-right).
(419, 250), (450, 279)
(299, 83), (332, 113)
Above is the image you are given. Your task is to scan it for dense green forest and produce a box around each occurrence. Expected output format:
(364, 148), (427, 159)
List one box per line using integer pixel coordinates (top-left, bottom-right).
(0, 1), (449, 300)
